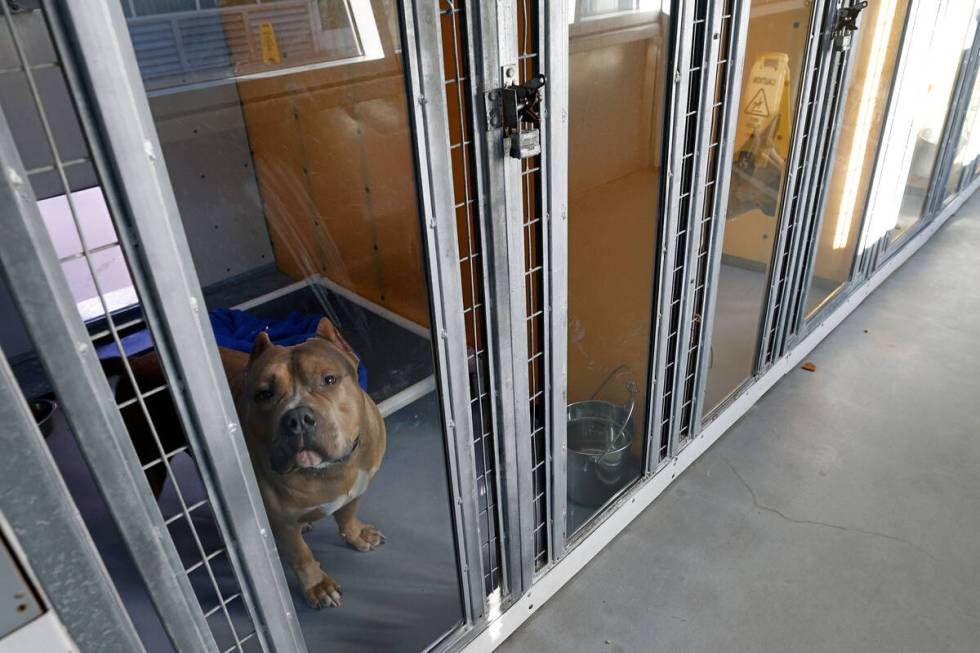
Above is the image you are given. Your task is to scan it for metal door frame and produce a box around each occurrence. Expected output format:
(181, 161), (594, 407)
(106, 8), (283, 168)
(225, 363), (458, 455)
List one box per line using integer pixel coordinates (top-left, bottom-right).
(541, 0), (569, 561)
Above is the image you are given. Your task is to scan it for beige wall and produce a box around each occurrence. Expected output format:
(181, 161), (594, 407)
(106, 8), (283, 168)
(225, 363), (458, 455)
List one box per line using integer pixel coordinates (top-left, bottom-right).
(235, 0), (430, 328)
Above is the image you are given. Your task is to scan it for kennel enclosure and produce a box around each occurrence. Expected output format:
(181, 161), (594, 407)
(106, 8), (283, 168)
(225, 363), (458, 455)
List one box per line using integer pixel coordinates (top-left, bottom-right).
(3, 1), (980, 651)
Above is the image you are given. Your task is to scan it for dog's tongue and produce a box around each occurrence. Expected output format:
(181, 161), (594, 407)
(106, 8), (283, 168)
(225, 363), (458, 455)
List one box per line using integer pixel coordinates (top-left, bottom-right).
(296, 449), (323, 468)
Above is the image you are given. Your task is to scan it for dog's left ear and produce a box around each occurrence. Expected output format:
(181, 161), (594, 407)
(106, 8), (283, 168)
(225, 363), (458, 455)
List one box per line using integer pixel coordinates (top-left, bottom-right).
(315, 318), (359, 368)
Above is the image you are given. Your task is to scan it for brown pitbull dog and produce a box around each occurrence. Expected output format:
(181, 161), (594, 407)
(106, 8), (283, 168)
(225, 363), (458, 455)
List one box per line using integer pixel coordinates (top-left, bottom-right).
(222, 318), (386, 609)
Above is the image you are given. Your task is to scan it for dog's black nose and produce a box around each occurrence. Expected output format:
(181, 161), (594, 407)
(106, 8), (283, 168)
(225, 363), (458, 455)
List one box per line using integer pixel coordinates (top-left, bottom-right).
(281, 406), (317, 439)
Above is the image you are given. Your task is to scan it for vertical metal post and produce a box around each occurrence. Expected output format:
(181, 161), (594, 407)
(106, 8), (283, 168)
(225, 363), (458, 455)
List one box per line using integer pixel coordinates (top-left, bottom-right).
(472, 0), (537, 588)
(691, 0), (751, 435)
(43, 3), (307, 649)
(401, 0), (488, 623)
(541, 0), (569, 559)
(646, 0), (694, 471)
(0, 348), (146, 653)
(668, 0), (726, 454)
(449, 0), (527, 601)
(0, 103), (219, 653)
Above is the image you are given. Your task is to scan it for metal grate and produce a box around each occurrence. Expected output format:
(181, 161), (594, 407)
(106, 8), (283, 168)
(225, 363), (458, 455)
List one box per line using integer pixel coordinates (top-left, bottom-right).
(659, 0), (710, 453)
(517, 0), (550, 571)
(0, 6), (257, 651)
(439, 0), (505, 596)
(676, 0), (737, 442)
(784, 41), (850, 337)
(760, 5), (826, 364)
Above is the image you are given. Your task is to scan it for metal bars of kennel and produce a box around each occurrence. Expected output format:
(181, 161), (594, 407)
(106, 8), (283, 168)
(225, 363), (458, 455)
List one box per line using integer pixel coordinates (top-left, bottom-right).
(0, 344), (145, 653)
(397, 0), (495, 630)
(0, 5), (232, 652)
(646, 0), (695, 472)
(666, 0), (742, 454)
(541, 0), (569, 559)
(516, 0), (553, 573)
(679, 0), (750, 444)
(438, 0), (508, 601)
(38, 2), (308, 650)
(647, 0), (708, 464)
(754, 0), (826, 371)
(779, 2), (861, 352)
(0, 91), (221, 653)
(470, 0), (538, 596)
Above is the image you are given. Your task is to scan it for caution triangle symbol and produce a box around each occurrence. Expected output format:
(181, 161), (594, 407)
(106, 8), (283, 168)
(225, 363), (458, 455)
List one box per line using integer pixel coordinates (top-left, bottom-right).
(745, 88), (770, 117)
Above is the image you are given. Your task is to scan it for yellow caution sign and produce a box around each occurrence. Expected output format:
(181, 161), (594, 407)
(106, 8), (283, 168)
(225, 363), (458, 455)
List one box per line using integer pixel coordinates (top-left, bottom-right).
(737, 52), (791, 159)
(728, 52), (793, 218)
(260, 22), (282, 65)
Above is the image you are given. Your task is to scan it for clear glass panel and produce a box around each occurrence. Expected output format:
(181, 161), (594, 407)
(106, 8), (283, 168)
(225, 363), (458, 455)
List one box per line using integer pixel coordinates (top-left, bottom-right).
(703, 1), (814, 411)
(890, 1), (978, 240)
(802, 0), (911, 319)
(566, 0), (667, 535)
(944, 66), (980, 203)
(119, 1), (465, 649)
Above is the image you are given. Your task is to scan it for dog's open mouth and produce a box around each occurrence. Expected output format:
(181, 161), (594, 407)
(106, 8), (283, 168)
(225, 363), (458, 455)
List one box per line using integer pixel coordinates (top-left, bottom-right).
(294, 436), (360, 472)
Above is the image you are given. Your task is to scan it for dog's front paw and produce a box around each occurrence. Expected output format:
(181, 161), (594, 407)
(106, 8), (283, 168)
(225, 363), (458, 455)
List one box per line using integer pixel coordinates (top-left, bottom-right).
(304, 573), (343, 609)
(341, 522), (385, 552)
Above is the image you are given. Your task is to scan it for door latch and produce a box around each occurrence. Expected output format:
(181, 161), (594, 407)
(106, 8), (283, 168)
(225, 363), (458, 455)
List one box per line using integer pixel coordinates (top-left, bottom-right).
(488, 70), (547, 159)
(832, 1), (868, 52)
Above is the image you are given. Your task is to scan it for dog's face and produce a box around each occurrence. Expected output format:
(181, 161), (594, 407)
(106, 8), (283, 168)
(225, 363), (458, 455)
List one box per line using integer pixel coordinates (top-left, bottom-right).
(241, 319), (364, 475)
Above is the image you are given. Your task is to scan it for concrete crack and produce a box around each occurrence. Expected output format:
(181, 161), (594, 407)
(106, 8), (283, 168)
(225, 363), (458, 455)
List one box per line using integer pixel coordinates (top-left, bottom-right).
(719, 454), (942, 565)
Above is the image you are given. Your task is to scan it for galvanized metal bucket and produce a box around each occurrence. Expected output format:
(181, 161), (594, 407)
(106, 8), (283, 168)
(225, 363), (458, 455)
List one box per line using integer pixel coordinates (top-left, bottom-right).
(567, 366), (636, 507)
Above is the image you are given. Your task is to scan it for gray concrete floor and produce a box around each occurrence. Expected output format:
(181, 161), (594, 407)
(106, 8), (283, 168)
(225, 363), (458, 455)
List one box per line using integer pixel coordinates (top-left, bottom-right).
(500, 195), (980, 653)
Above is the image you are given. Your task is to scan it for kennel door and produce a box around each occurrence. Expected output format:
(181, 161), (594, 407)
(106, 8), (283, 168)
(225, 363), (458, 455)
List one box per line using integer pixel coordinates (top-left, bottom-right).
(112, 0), (484, 648)
(700, 0), (824, 414)
(560, 1), (672, 540)
(787, 0), (912, 337)
(7, 0), (496, 651)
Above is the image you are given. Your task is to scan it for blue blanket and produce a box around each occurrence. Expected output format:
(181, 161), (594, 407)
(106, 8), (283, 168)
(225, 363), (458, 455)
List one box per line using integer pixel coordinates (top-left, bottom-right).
(98, 308), (368, 391)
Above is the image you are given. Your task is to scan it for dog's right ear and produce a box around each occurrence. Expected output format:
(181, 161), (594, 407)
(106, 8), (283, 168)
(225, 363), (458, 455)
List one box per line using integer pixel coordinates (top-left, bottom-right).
(250, 331), (273, 362)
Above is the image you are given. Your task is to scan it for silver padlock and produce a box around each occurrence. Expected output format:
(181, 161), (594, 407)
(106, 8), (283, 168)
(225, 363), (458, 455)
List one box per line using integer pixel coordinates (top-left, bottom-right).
(511, 129), (541, 159)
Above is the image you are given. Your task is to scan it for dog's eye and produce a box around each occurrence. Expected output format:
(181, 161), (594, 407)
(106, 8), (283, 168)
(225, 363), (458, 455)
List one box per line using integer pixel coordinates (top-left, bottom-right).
(323, 375), (337, 386)
(254, 388), (274, 401)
